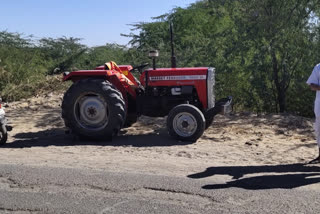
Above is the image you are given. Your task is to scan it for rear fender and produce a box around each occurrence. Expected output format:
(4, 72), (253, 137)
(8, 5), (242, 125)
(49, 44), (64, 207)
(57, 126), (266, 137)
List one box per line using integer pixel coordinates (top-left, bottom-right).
(106, 72), (137, 100)
(63, 70), (137, 110)
(63, 70), (115, 82)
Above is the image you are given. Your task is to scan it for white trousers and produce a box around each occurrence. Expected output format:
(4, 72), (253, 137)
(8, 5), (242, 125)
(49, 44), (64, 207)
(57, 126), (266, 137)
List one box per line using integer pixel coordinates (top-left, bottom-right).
(314, 117), (320, 147)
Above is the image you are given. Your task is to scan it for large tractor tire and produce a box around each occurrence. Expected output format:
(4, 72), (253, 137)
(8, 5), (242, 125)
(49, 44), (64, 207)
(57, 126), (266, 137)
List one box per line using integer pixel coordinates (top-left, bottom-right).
(167, 104), (205, 142)
(124, 114), (137, 128)
(62, 79), (126, 140)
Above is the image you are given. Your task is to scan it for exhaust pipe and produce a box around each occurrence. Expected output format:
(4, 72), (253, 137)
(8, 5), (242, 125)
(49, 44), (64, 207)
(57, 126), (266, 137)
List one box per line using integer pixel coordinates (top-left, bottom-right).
(170, 22), (176, 68)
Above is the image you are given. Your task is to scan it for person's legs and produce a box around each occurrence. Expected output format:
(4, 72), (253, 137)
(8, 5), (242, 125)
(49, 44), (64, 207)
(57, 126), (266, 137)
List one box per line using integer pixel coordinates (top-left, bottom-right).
(309, 116), (320, 164)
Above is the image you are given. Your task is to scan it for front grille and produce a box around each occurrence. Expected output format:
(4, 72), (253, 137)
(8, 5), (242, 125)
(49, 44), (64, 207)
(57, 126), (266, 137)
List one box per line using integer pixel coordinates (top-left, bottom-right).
(207, 67), (215, 109)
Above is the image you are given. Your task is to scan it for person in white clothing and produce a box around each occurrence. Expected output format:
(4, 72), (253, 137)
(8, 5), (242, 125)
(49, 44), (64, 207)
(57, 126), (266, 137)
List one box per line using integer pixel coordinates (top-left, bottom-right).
(307, 63), (320, 164)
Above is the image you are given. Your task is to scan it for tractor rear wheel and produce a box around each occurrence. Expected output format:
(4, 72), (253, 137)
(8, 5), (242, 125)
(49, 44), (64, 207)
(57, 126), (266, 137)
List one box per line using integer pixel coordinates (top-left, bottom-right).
(62, 79), (126, 140)
(167, 104), (205, 142)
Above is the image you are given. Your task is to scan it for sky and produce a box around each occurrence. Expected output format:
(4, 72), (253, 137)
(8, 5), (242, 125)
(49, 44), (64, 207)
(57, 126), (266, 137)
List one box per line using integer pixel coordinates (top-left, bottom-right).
(0, 0), (196, 47)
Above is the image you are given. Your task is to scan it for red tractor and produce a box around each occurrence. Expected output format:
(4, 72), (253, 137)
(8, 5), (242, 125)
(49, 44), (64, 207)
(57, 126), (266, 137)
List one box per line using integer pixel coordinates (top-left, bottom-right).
(61, 26), (232, 142)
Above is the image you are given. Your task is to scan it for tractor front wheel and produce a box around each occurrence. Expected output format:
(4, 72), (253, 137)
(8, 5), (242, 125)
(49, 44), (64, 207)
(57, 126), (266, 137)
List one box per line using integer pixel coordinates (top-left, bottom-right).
(62, 79), (126, 140)
(167, 104), (205, 142)
(0, 125), (7, 145)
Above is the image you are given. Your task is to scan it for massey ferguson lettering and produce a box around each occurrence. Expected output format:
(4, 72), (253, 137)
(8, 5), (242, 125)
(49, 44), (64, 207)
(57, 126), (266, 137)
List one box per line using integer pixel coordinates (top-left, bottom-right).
(149, 75), (206, 81)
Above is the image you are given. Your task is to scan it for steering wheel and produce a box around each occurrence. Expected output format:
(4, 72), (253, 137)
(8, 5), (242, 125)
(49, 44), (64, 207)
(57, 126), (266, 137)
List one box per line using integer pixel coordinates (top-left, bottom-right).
(130, 63), (149, 73)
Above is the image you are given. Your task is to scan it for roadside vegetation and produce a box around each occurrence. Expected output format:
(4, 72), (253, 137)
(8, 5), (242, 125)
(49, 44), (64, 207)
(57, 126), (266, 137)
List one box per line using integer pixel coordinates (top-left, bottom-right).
(1, 0), (320, 117)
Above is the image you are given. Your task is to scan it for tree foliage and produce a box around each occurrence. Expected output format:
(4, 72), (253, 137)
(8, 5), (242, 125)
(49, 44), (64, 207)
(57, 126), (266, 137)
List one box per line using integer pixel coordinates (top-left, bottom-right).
(1, 0), (320, 117)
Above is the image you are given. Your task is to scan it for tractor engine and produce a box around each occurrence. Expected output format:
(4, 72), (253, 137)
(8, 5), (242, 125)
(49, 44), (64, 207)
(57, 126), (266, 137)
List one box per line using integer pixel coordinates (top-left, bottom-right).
(136, 67), (215, 117)
(137, 86), (199, 117)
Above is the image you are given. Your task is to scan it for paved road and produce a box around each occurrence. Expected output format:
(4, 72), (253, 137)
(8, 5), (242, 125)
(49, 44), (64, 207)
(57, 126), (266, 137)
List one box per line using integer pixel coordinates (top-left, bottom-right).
(0, 164), (320, 213)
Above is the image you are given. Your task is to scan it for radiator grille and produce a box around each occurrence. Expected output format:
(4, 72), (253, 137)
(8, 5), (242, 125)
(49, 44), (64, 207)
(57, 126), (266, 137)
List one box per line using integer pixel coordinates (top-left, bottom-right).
(207, 68), (215, 109)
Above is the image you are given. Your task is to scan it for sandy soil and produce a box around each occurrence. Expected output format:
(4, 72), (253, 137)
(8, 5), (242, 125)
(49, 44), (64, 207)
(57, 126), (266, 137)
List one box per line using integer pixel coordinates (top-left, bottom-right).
(0, 93), (318, 177)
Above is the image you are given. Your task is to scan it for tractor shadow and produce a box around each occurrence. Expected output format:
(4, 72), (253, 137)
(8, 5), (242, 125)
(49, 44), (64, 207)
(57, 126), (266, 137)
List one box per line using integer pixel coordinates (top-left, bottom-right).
(188, 164), (320, 190)
(3, 127), (192, 148)
(2, 112), (194, 148)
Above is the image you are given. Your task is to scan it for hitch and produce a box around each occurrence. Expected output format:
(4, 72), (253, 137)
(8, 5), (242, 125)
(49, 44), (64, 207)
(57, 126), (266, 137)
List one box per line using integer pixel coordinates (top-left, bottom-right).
(205, 96), (232, 120)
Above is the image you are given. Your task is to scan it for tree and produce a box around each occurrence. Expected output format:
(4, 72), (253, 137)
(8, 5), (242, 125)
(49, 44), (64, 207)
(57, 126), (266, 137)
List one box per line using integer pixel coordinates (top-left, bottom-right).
(39, 37), (86, 74)
(242, 0), (320, 112)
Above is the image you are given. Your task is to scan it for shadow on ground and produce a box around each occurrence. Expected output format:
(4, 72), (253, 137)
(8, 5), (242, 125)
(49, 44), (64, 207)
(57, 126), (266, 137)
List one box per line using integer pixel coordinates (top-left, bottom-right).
(188, 164), (320, 190)
(2, 127), (192, 148)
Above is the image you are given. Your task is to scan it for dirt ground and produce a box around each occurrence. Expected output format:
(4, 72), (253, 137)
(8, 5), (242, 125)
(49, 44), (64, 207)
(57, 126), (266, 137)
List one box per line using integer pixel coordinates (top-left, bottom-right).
(0, 93), (318, 177)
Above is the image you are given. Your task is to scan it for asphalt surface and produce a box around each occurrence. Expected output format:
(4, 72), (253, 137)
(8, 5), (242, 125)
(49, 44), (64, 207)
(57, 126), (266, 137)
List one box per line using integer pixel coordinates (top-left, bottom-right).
(0, 164), (320, 213)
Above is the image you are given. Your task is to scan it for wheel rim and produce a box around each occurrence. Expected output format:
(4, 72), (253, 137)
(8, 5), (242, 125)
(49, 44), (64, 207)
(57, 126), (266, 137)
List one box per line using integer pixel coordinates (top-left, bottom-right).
(172, 112), (198, 137)
(74, 93), (109, 131)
